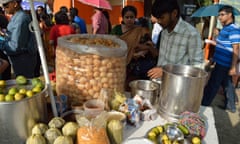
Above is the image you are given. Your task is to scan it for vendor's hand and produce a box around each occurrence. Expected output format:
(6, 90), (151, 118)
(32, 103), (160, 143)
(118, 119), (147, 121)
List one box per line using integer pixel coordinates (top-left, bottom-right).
(147, 67), (163, 79)
(229, 66), (237, 75)
(204, 39), (216, 46)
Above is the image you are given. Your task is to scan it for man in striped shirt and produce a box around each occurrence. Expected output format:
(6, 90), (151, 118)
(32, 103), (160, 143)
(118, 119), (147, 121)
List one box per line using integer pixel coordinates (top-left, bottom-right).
(201, 5), (240, 113)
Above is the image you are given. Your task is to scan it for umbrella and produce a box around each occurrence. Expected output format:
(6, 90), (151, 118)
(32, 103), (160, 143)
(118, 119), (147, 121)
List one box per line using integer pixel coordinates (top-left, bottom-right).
(77, 0), (112, 10)
(21, 0), (45, 10)
(191, 4), (240, 17)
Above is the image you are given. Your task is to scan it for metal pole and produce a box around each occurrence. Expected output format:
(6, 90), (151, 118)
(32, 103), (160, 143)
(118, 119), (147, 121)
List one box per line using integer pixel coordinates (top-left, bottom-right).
(29, 0), (58, 117)
(204, 0), (219, 60)
(72, 0), (74, 7)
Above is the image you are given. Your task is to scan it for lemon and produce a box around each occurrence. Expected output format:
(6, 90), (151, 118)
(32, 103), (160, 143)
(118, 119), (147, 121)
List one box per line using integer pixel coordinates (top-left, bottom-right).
(26, 90), (34, 97)
(192, 136), (201, 144)
(0, 80), (6, 88)
(0, 94), (5, 101)
(161, 134), (169, 141)
(14, 93), (24, 101)
(32, 86), (42, 94)
(148, 131), (157, 141)
(19, 88), (27, 95)
(151, 127), (160, 135)
(157, 126), (164, 133)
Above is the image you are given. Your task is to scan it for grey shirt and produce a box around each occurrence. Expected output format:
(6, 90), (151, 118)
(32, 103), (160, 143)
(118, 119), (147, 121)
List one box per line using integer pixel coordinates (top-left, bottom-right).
(0, 10), (39, 78)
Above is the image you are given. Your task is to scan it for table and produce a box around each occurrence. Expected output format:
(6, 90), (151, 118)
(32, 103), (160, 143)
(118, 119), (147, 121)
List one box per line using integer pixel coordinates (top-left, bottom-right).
(123, 106), (219, 144)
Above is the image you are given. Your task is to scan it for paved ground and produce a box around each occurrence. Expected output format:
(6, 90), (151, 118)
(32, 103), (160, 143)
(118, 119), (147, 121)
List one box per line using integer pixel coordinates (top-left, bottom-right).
(210, 89), (240, 144)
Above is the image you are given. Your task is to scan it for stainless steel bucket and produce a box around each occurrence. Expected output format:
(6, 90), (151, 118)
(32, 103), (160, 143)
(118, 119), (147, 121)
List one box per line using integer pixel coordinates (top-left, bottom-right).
(129, 80), (160, 105)
(0, 80), (48, 144)
(158, 64), (208, 121)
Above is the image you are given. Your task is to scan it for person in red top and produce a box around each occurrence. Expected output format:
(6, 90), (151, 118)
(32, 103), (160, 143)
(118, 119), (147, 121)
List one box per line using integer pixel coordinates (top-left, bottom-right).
(49, 11), (75, 58)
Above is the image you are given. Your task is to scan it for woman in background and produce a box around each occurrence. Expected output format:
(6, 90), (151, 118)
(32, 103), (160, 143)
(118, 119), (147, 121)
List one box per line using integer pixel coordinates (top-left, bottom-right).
(111, 5), (158, 91)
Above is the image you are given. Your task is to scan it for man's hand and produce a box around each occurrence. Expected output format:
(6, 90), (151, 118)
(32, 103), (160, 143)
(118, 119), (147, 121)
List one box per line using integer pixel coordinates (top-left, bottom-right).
(229, 66), (237, 76)
(147, 67), (163, 79)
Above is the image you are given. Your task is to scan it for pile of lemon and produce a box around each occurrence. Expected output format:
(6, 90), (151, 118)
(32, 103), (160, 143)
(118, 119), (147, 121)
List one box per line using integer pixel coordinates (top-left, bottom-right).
(0, 75), (45, 102)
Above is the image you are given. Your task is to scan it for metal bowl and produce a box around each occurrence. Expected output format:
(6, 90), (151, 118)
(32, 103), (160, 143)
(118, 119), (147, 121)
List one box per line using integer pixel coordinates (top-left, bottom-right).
(129, 80), (160, 105)
(165, 125), (184, 141)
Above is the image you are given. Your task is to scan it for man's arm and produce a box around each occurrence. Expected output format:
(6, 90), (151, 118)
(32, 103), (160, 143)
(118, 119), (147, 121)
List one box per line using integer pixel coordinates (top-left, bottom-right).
(188, 32), (204, 67)
(229, 43), (239, 75)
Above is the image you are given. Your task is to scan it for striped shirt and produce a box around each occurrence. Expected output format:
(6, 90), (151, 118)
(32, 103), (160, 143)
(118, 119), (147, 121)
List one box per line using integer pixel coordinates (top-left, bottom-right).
(213, 23), (240, 67)
(157, 17), (203, 66)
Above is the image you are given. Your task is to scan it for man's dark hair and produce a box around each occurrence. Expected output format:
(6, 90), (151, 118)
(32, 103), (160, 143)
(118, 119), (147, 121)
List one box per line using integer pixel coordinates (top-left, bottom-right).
(70, 7), (78, 17)
(55, 11), (69, 24)
(59, 6), (68, 13)
(219, 5), (235, 23)
(152, 0), (180, 18)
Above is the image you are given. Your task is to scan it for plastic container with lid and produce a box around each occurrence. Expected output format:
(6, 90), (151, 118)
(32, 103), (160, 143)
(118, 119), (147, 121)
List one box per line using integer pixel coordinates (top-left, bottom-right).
(56, 34), (127, 106)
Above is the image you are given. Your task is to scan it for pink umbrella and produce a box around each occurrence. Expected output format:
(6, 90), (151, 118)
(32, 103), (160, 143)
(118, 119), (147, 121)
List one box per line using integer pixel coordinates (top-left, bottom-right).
(77, 0), (112, 10)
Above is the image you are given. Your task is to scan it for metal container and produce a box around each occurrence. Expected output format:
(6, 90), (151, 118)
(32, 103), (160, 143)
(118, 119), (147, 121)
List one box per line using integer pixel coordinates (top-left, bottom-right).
(158, 64), (208, 121)
(0, 80), (48, 144)
(129, 80), (160, 105)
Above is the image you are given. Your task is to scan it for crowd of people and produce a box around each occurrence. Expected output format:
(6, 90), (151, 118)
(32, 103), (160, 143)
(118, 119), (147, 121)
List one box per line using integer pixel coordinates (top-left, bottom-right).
(0, 0), (239, 113)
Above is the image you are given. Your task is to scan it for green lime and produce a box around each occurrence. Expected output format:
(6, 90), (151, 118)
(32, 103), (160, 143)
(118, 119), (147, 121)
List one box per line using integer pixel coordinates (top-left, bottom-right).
(8, 87), (18, 95)
(5, 94), (14, 101)
(16, 75), (27, 85)
(177, 124), (189, 135)
(31, 78), (41, 87)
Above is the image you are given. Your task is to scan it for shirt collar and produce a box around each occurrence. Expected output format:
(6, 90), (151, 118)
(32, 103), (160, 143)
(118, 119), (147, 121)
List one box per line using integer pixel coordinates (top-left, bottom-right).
(172, 17), (183, 33)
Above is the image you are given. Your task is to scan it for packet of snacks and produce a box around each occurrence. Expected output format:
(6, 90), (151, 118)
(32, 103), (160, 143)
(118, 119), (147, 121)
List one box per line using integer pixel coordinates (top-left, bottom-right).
(76, 111), (110, 144)
(125, 99), (140, 127)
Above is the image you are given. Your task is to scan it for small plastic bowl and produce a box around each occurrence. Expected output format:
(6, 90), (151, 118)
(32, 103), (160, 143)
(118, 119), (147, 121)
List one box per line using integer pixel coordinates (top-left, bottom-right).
(83, 99), (105, 118)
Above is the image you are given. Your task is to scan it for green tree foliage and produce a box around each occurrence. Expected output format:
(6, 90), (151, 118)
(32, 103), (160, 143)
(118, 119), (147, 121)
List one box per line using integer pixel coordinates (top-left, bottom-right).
(197, 0), (213, 7)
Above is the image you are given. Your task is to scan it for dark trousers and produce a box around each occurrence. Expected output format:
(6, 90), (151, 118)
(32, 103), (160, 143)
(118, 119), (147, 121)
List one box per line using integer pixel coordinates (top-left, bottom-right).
(9, 52), (40, 78)
(202, 64), (236, 111)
